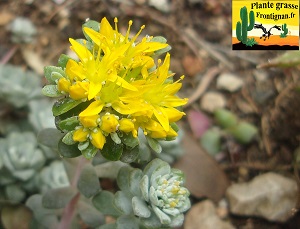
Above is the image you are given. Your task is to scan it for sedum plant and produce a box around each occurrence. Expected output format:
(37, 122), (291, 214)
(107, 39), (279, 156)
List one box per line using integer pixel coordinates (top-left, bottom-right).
(32, 17), (191, 229)
(93, 158), (190, 228)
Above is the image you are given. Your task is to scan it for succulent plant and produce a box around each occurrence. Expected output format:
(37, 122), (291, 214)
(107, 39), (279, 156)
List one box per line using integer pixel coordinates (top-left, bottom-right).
(0, 132), (46, 182)
(0, 64), (41, 108)
(37, 160), (70, 194)
(94, 158), (190, 228)
(7, 17), (37, 43)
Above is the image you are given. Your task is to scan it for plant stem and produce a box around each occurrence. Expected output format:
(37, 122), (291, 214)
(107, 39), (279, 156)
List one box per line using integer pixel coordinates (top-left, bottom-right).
(58, 156), (88, 229)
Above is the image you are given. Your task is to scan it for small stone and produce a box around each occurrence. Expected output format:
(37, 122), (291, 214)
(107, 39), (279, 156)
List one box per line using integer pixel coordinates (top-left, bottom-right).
(200, 92), (226, 113)
(149, 0), (171, 13)
(226, 172), (297, 222)
(185, 200), (236, 229)
(217, 73), (244, 92)
(182, 55), (204, 77)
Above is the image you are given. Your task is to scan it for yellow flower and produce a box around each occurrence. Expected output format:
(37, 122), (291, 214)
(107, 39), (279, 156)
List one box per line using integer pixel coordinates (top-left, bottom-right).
(100, 114), (119, 133)
(51, 17), (188, 154)
(113, 53), (188, 135)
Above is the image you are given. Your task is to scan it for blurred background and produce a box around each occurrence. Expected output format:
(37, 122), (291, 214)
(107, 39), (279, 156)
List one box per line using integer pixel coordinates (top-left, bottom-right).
(0, 0), (300, 228)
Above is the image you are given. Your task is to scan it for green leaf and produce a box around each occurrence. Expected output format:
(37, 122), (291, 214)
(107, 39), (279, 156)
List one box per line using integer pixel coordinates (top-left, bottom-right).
(140, 213), (162, 229)
(151, 36), (167, 43)
(58, 54), (72, 68)
(42, 187), (77, 209)
(83, 20), (100, 41)
(77, 164), (100, 198)
(229, 121), (258, 144)
(146, 136), (162, 154)
(26, 194), (59, 228)
(62, 131), (76, 145)
(116, 215), (139, 229)
(101, 136), (123, 161)
(120, 132), (139, 148)
(44, 66), (65, 84)
(214, 108), (238, 129)
(113, 191), (133, 215)
(128, 169), (143, 196)
(153, 45), (172, 57)
(58, 138), (81, 158)
(98, 224), (117, 229)
(120, 146), (139, 163)
(58, 116), (79, 132)
(132, 196), (151, 218)
(258, 51), (300, 68)
(143, 158), (166, 180)
(82, 144), (99, 159)
(200, 128), (221, 156)
(77, 200), (105, 227)
(38, 128), (64, 149)
(92, 191), (121, 216)
(116, 166), (132, 193)
(150, 161), (171, 187)
(42, 85), (62, 97)
(52, 98), (82, 116)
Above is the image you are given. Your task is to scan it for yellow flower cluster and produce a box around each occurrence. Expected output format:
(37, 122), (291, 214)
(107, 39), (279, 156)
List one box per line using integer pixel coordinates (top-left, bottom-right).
(57, 17), (187, 150)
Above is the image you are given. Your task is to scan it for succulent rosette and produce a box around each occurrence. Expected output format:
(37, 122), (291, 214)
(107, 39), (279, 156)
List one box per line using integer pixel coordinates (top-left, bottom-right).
(106, 158), (190, 228)
(42, 17), (187, 160)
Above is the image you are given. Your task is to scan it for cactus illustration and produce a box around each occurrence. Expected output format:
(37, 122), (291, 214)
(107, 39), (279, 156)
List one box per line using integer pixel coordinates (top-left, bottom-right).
(280, 23), (288, 38)
(236, 6), (255, 44)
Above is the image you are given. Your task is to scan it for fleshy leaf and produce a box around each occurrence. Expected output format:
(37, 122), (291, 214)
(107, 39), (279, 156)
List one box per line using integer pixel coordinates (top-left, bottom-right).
(150, 162), (171, 188)
(116, 166), (132, 193)
(58, 116), (79, 132)
(140, 175), (149, 202)
(62, 131), (76, 145)
(145, 136), (162, 154)
(83, 20), (100, 41)
(113, 191), (133, 215)
(129, 168), (143, 197)
(52, 98), (82, 116)
(101, 136), (123, 161)
(152, 205), (171, 225)
(120, 146), (139, 163)
(143, 158), (166, 180)
(42, 187), (77, 209)
(37, 128), (64, 149)
(116, 215), (139, 229)
(58, 138), (81, 158)
(120, 133), (139, 148)
(82, 144), (98, 159)
(44, 66), (65, 84)
(58, 54), (73, 68)
(77, 200), (105, 227)
(77, 164), (101, 198)
(42, 85), (62, 97)
(132, 196), (151, 218)
(93, 191), (121, 216)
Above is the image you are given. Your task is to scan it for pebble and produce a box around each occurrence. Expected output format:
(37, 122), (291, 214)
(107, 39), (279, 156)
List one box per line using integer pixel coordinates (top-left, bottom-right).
(185, 200), (236, 229)
(226, 172), (298, 222)
(216, 73), (244, 92)
(148, 0), (171, 13)
(200, 92), (226, 113)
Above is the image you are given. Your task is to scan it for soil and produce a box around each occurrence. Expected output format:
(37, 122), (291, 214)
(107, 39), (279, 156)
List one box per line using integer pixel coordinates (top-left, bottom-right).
(0, 0), (300, 229)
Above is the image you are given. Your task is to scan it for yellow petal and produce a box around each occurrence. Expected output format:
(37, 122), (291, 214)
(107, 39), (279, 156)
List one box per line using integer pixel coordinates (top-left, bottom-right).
(80, 100), (104, 117)
(57, 78), (71, 92)
(100, 114), (119, 133)
(73, 128), (88, 142)
(69, 81), (89, 100)
(99, 17), (115, 40)
(79, 115), (99, 128)
(153, 106), (169, 131)
(164, 107), (185, 122)
(119, 118), (135, 132)
(91, 130), (106, 149)
(69, 38), (93, 63)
